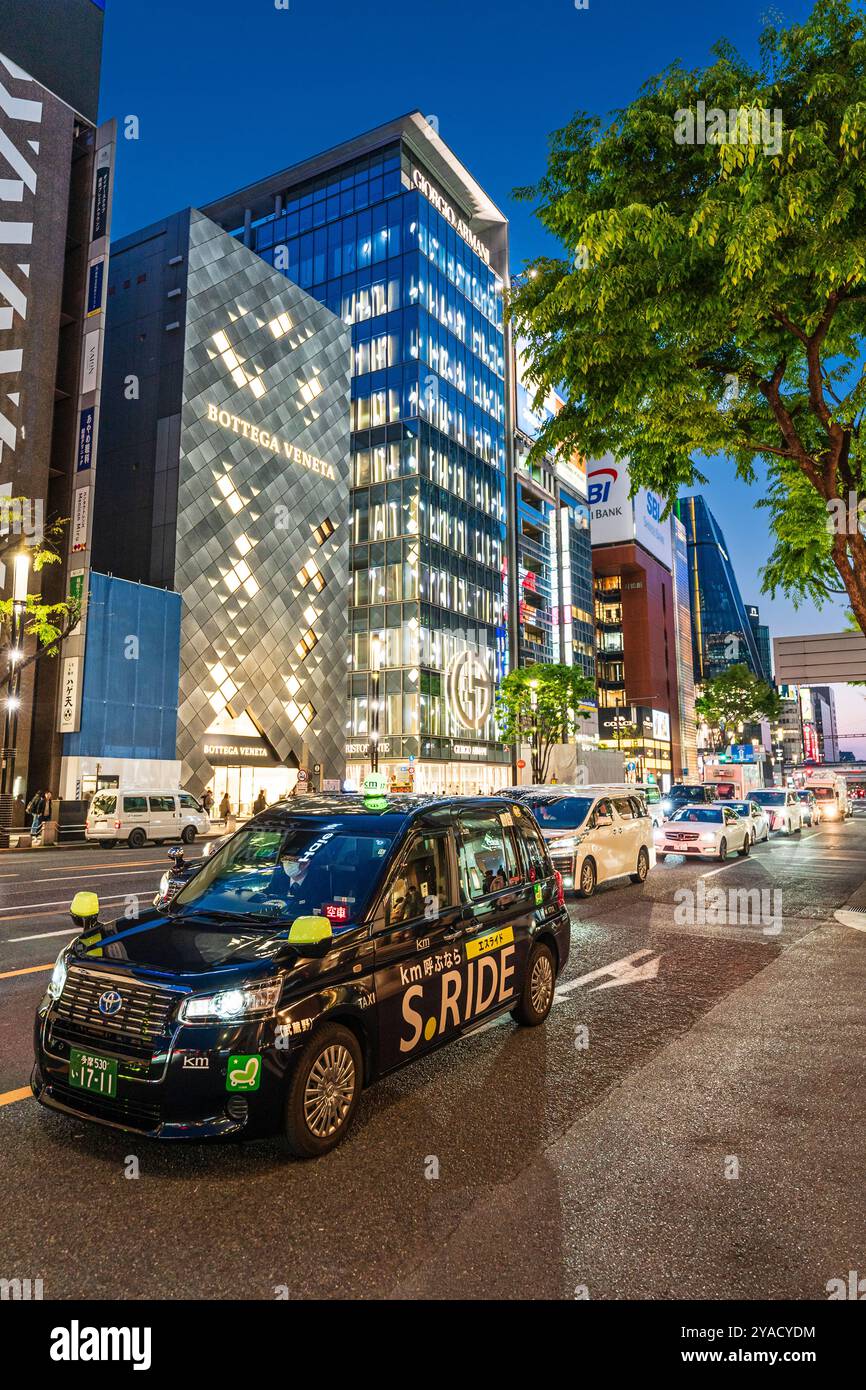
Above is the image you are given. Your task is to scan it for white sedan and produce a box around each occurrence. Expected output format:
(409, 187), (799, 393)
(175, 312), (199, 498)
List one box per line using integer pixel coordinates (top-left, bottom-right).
(655, 804), (751, 862)
(749, 789), (804, 835)
(713, 799), (770, 844)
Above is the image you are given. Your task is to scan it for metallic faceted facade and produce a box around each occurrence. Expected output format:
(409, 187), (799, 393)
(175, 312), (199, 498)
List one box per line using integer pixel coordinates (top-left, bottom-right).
(175, 212), (351, 791)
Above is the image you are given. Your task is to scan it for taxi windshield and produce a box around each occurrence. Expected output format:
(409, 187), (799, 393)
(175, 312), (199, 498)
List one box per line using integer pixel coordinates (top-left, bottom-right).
(527, 796), (594, 830)
(671, 807), (723, 823)
(173, 824), (395, 924)
(751, 791), (785, 806)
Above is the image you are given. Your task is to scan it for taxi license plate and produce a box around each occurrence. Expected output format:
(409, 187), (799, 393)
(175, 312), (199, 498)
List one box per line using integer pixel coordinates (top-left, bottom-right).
(69, 1048), (117, 1098)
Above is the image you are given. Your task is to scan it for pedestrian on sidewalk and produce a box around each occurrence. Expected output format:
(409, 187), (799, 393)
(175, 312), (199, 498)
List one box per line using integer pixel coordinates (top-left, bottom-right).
(219, 792), (231, 823)
(253, 788), (267, 814)
(201, 788), (214, 817)
(26, 789), (47, 838)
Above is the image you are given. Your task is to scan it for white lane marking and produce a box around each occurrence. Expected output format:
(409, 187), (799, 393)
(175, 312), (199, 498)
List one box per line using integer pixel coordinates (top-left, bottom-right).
(7, 928), (79, 942)
(555, 948), (661, 995)
(31, 869), (160, 884)
(0, 891), (130, 916)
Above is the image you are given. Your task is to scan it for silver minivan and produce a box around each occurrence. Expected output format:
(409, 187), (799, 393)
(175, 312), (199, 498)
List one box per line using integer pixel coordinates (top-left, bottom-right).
(85, 789), (210, 848)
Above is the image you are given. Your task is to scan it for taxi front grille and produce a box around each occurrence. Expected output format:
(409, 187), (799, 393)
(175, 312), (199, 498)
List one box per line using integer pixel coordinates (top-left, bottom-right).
(54, 969), (179, 1050)
(47, 1081), (162, 1133)
(665, 832), (701, 842)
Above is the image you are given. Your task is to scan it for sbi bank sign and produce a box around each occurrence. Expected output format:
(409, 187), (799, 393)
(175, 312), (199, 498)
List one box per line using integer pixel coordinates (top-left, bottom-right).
(588, 455), (673, 570)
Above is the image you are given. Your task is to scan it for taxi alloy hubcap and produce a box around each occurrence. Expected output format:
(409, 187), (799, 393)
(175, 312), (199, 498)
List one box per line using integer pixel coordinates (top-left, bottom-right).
(304, 1044), (355, 1138)
(581, 863), (594, 893)
(530, 954), (554, 1014)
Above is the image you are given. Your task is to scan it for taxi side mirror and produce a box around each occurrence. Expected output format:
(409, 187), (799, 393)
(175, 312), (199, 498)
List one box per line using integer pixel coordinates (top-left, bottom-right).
(70, 890), (100, 929)
(288, 915), (333, 949)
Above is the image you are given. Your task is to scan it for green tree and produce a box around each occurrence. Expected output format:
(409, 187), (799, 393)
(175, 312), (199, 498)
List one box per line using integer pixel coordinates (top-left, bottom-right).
(509, 0), (866, 629)
(496, 663), (596, 783)
(0, 505), (81, 697)
(694, 663), (781, 749)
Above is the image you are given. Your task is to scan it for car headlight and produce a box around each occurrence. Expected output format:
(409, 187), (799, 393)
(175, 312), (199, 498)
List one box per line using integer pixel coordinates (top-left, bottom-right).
(700, 832), (717, 842)
(48, 949), (68, 1001)
(158, 872), (170, 896)
(178, 978), (282, 1024)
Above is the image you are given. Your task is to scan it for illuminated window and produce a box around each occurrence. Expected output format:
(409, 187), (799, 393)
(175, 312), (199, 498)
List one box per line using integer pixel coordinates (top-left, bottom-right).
(286, 700), (316, 735)
(268, 311), (293, 339)
(312, 517), (335, 545)
(298, 559), (325, 592)
(299, 375), (322, 405)
(295, 629), (318, 659)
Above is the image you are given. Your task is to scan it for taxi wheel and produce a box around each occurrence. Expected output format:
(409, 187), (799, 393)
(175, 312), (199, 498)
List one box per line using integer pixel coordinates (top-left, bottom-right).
(737, 837), (750, 857)
(717, 838), (727, 862)
(630, 847), (650, 884)
(283, 1024), (363, 1159)
(127, 828), (147, 849)
(577, 858), (597, 898)
(511, 942), (556, 1027)
(181, 825), (196, 844)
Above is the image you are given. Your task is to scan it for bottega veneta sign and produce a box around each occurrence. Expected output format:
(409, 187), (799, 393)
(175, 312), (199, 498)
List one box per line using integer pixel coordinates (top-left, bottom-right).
(205, 402), (336, 480)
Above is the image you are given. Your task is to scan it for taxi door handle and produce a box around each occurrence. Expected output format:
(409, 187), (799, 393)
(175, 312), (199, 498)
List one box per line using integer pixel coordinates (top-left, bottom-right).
(443, 926), (464, 942)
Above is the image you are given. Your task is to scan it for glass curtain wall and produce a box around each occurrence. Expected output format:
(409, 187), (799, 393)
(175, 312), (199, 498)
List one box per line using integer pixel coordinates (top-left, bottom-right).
(250, 145), (508, 781)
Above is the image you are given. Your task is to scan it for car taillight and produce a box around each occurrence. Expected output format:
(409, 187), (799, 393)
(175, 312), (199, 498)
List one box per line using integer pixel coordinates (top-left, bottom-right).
(554, 870), (565, 907)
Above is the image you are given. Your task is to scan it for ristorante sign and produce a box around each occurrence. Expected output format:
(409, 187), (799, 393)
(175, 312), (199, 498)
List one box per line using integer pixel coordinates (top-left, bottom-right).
(410, 167), (490, 266)
(205, 402), (336, 481)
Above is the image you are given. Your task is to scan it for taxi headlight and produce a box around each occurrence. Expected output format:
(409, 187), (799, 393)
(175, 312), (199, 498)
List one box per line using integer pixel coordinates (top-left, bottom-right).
(700, 832), (717, 842)
(48, 949), (68, 1001)
(178, 978), (282, 1024)
(158, 872), (170, 896)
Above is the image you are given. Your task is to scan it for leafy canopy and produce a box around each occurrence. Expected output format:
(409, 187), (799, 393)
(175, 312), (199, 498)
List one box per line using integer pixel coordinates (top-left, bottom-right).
(694, 662), (782, 743)
(496, 663), (596, 782)
(509, 0), (866, 630)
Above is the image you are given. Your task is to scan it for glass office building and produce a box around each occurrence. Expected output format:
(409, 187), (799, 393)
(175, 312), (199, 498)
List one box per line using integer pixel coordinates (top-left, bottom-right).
(204, 114), (510, 793)
(675, 495), (767, 684)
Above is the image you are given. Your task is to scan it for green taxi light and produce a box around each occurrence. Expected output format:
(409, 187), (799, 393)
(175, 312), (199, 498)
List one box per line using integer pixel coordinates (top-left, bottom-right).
(363, 771), (389, 810)
(288, 915), (333, 946)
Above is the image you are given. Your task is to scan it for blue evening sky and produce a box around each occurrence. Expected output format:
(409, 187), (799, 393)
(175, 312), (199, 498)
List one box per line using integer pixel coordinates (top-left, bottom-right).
(96, 0), (866, 745)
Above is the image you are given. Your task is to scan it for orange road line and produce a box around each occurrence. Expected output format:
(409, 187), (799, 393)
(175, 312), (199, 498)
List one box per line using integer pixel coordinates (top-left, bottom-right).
(0, 963), (53, 980)
(0, 1087), (31, 1107)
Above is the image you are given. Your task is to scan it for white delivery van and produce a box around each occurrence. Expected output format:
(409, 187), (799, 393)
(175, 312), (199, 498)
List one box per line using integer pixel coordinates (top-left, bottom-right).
(802, 770), (850, 822)
(85, 789), (210, 848)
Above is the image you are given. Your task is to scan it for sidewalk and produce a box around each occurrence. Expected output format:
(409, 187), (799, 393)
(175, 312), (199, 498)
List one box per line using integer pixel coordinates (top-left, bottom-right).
(393, 910), (866, 1300)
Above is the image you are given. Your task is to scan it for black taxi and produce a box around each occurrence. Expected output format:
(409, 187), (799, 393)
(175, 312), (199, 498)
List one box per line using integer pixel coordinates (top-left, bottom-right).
(32, 794), (570, 1157)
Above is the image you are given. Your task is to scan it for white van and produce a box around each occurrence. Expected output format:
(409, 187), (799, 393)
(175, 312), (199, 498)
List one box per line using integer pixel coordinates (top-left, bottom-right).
(508, 785), (656, 897)
(85, 789), (210, 848)
(802, 770), (850, 822)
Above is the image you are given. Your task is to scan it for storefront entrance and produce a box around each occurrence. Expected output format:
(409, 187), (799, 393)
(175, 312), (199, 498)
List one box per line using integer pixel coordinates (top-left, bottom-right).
(208, 763), (297, 820)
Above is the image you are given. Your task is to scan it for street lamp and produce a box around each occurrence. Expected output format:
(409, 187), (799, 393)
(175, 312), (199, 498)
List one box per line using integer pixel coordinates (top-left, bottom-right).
(369, 630), (384, 776)
(2, 549), (30, 796)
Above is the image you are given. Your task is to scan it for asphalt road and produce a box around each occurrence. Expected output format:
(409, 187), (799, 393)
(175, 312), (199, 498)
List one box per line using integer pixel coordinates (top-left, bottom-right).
(1, 821), (865, 1300)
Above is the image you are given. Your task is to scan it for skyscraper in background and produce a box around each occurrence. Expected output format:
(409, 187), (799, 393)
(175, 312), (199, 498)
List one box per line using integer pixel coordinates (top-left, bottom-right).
(747, 604), (773, 683)
(204, 114), (511, 794)
(513, 348), (594, 678)
(675, 495), (768, 684)
(0, 1), (112, 837)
